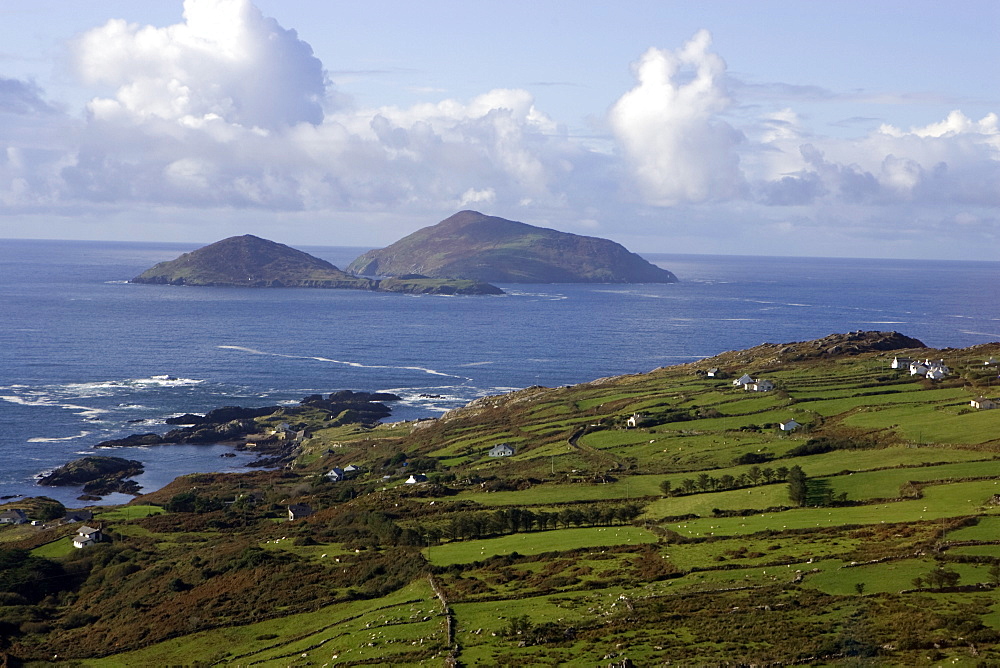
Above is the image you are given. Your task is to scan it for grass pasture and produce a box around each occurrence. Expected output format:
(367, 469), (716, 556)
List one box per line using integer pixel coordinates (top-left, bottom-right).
(80, 579), (445, 667)
(424, 526), (658, 566)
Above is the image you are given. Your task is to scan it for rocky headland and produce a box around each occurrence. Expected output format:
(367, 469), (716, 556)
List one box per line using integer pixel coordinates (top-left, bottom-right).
(37, 456), (144, 496)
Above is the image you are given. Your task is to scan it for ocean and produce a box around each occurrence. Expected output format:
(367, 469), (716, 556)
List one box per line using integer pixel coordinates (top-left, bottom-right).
(2, 239), (998, 506)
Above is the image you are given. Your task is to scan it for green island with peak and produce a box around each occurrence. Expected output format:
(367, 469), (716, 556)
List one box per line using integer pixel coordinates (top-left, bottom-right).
(129, 234), (504, 295)
(5, 331), (1000, 665)
(347, 210), (679, 284)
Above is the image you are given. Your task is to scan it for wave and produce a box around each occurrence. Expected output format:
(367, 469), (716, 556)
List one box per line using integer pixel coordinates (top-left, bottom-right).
(218, 345), (474, 382)
(959, 330), (1000, 339)
(63, 376), (204, 394)
(498, 289), (568, 300)
(27, 431), (92, 443)
(0, 395), (105, 419)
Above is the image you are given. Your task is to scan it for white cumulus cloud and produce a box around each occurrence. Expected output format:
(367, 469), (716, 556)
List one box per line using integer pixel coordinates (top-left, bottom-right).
(75, 0), (325, 131)
(609, 29), (744, 206)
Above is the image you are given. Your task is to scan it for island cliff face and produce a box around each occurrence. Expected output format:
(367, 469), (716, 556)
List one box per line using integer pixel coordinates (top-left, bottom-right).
(130, 235), (502, 295)
(347, 210), (678, 283)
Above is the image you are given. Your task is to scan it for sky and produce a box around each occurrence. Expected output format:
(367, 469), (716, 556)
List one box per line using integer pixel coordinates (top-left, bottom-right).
(0, 1), (998, 259)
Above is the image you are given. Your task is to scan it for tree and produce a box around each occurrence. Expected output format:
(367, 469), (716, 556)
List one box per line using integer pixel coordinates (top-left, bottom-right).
(659, 479), (672, 497)
(788, 466), (807, 506)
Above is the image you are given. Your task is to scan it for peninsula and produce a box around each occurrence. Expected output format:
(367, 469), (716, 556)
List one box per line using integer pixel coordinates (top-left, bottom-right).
(347, 210), (679, 283)
(130, 234), (503, 295)
(8, 331), (1000, 666)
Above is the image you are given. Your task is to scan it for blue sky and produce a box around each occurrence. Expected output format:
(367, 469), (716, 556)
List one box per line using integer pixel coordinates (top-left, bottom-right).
(1, 0), (998, 259)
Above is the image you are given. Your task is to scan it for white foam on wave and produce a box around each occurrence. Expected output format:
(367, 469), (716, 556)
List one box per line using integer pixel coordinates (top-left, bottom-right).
(219, 345), (474, 382)
(27, 430), (91, 443)
(63, 376), (204, 395)
(499, 289), (567, 300)
(1, 394), (105, 419)
(1, 394), (56, 407)
(960, 330), (1000, 339)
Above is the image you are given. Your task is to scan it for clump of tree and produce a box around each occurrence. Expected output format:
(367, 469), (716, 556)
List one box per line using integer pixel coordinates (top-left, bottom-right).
(913, 564), (961, 590)
(164, 491), (225, 514)
(787, 465), (807, 506)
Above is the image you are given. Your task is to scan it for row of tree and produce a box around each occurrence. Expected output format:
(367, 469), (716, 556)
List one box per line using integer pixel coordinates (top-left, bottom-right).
(419, 504), (644, 543)
(659, 465), (795, 497)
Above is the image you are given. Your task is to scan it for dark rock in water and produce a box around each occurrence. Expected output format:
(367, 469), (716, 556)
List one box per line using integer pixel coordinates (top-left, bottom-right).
(347, 210), (678, 284)
(166, 405), (282, 425)
(38, 456), (144, 490)
(97, 433), (164, 447)
(83, 478), (142, 496)
(326, 390), (401, 403)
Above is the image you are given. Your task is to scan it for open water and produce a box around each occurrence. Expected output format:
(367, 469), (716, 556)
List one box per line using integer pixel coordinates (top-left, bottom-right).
(1, 239), (998, 505)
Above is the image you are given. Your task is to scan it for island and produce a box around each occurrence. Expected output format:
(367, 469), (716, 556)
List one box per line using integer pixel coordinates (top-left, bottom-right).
(130, 234), (504, 295)
(347, 210), (679, 283)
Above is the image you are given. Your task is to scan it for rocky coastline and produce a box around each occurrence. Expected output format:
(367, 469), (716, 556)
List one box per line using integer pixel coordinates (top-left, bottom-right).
(39, 390), (400, 500)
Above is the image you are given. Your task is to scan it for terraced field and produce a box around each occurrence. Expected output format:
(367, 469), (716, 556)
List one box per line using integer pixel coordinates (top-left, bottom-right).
(5, 333), (1000, 666)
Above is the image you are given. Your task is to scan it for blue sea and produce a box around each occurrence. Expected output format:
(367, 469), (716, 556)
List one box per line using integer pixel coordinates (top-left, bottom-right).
(2, 239), (998, 506)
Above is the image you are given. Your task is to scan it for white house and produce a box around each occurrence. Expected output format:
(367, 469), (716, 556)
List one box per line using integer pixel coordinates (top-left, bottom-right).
(733, 374), (754, 387)
(972, 397), (998, 410)
(625, 413), (647, 429)
(404, 474), (428, 484)
(745, 379), (775, 393)
(287, 504), (313, 521)
(911, 359), (949, 379)
(707, 368), (721, 378)
(926, 366), (948, 381)
(779, 419), (801, 431)
(891, 356), (912, 369)
(489, 443), (515, 457)
(72, 525), (103, 549)
(326, 467), (345, 482)
(0, 509), (27, 525)
(343, 464), (361, 475)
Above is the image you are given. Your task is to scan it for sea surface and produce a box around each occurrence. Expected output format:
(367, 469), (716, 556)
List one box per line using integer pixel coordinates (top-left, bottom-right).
(1, 239), (998, 506)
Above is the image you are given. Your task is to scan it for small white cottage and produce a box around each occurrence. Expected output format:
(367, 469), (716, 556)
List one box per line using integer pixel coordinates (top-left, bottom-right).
(72, 525), (103, 549)
(971, 397), (997, 410)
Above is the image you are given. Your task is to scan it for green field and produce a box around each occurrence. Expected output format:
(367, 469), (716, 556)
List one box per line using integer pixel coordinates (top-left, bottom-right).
(424, 526), (658, 566)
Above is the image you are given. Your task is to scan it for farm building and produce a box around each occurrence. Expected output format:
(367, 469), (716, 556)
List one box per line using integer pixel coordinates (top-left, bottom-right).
(626, 413), (648, 428)
(745, 379), (775, 393)
(488, 443), (515, 457)
(0, 509), (27, 525)
(779, 419), (801, 431)
(72, 525), (103, 549)
(287, 504), (313, 521)
(971, 397), (998, 410)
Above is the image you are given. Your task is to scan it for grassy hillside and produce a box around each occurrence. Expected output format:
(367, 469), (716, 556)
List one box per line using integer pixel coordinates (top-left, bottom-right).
(4, 332), (1000, 665)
